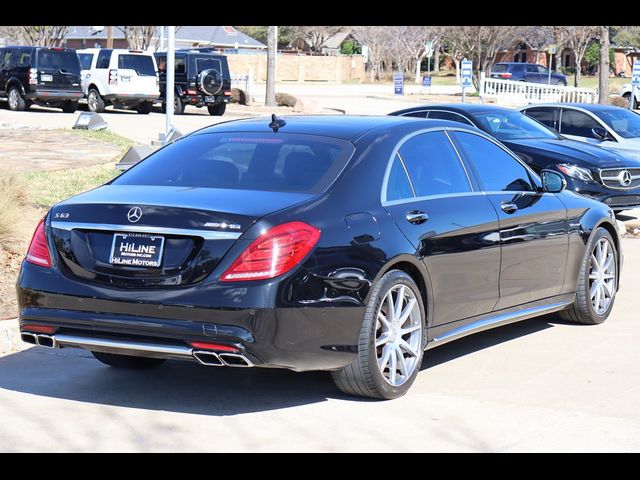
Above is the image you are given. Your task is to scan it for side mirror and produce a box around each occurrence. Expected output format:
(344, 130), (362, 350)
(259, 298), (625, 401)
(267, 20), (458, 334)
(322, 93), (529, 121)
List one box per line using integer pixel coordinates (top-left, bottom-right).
(542, 169), (566, 193)
(592, 126), (614, 142)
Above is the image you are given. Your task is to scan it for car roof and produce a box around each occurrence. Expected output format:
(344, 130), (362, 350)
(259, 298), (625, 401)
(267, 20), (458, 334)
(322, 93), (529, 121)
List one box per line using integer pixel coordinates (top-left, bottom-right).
(390, 103), (518, 117)
(194, 115), (470, 142)
(520, 103), (628, 113)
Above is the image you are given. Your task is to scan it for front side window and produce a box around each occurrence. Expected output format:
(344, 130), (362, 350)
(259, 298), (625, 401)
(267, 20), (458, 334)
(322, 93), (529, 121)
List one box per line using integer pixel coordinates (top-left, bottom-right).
(452, 131), (536, 192)
(593, 108), (640, 139)
(560, 110), (601, 138)
(398, 131), (471, 197)
(112, 133), (354, 194)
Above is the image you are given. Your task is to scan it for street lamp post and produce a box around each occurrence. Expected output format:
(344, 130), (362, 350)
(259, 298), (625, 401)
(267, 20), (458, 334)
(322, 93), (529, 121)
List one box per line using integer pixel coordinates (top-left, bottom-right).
(165, 26), (175, 138)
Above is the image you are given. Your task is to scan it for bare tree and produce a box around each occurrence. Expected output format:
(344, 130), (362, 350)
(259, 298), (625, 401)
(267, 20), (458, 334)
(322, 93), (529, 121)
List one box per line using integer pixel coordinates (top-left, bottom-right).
(18, 26), (70, 47)
(397, 26), (442, 83)
(441, 26), (473, 83)
(520, 26), (552, 63)
(562, 26), (599, 87)
(118, 26), (157, 50)
(353, 26), (393, 81)
(291, 26), (344, 53)
(599, 26), (610, 104)
(551, 26), (568, 73)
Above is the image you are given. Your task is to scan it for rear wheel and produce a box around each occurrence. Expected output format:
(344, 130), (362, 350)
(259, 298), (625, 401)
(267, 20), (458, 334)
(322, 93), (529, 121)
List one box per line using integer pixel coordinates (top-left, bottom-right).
(7, 86), (26, 111)
(207, 103), (226, 116)
(92, 351), (166, 369)
(136, 101), (153, 114)
(331, 270), (425, 400)
(162, 95), (184, 115)
(560, 227), (618, 325)
(61, 100), (78, 113)
(87, 88), (105, 113)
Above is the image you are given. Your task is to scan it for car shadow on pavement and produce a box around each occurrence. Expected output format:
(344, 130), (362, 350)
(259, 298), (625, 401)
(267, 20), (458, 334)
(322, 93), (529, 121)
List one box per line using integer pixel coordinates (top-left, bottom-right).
(421, 314), (557, 370)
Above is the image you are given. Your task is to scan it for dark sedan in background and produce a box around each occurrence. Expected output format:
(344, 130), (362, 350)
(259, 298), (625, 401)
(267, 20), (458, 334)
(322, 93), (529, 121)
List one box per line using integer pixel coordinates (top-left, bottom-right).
(18, 115), (621, 400)
(491, 62), (567, 86)
(390, 104), (640, 212)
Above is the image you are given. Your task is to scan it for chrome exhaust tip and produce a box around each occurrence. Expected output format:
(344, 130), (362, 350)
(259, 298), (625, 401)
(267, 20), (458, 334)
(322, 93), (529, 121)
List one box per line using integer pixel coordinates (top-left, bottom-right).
(218, 352), (253, 367)
(36, 334), (56, 348)
(21, 333), (38, 345)
(192, 350), (224, 366)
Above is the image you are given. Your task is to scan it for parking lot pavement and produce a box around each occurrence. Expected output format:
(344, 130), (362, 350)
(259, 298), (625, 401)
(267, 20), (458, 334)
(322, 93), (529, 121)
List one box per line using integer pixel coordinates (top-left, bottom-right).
(1, 239), (639, 452)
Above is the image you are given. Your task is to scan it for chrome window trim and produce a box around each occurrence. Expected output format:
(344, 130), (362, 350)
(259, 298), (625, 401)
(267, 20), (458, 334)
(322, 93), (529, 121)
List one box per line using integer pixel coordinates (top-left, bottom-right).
(50, 221), (242, 240)
(383, 191), (484, 207)
(399, 109), (478, 128)
(380, 127), (475, 207)
(396, 152), (417, 197)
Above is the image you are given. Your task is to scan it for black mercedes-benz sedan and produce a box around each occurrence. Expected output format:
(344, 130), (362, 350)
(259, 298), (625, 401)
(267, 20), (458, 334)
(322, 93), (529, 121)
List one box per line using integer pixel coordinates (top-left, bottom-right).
(390, 104), (640, 212)
(18, 115), (622, 399)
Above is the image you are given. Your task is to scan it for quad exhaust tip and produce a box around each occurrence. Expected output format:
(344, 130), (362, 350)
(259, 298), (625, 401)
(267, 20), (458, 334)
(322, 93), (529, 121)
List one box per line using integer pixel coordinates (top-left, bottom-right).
(21, 332), (56, 348)
(193, 350), (252, 367)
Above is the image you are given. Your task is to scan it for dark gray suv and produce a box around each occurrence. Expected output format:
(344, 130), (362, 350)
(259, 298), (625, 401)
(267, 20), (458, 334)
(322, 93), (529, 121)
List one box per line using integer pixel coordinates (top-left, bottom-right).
(491, 62), (567, 86)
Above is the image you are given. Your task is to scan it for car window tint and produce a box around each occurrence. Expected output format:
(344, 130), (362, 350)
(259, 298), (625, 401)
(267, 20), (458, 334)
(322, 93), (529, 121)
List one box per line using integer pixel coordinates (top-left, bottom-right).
(523, 108), (557, 130)
(525, 64), (537, 73)
(96, 50), (112, 69)
(112, 133), (354, 194)
(386, 154), (414, 201)
(78, 53), (94, 70)
(595, 108), (640, 139)
(399, 131), (471, 197)
(0, 50), (9, 67)
(36, 49), (80, 73)
(492, 64), (508, 73)
(17, 52), (31, 66)
(401, 111), (428, 118)
(452, 131), (535, 192)
(427, 110), (474, 126)
(118, 55), (156, 76)
(560, 110), (601, 138)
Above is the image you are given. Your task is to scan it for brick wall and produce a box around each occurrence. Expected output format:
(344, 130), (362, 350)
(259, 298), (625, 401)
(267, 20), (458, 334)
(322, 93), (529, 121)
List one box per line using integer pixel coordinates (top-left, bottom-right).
(227, 53), (365, 83)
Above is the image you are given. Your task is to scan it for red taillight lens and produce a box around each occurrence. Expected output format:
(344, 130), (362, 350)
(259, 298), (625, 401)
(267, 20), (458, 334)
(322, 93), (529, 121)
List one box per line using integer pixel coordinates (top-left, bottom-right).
(186, 89), (197, 95)
(26, 218), (51, 268)
(500, 73), (512, 79)
(221, 221), (320, 282)
(223, 90), (232, 96)
(109, 69), (118, 85)
(22, 324), (57, 334)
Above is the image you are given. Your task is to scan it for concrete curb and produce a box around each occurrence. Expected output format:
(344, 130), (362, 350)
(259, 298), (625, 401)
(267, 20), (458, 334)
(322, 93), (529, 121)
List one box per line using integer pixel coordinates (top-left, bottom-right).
(0, 319), (25, 355)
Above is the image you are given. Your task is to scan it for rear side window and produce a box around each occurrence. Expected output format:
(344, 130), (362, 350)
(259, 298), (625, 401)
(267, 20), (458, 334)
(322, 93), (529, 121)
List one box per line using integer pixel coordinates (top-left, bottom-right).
(112, 133), (355, 194)
(36, 49), (80, 73)
(155, 55), (186, 74)
(78, 53), (94, 70)
(400, 111), (428, 118)
(386, 154), (414, 201)
(96, 50), (112, 69)
(399, 131), (471, 197)
(560, 110), (601, 138)
(452, 131), (535, 192)
(523, 107), (558, 130)
(118, 54), (156, 76)
(16, 51), (31, 66)
(426, 110), (474, 126)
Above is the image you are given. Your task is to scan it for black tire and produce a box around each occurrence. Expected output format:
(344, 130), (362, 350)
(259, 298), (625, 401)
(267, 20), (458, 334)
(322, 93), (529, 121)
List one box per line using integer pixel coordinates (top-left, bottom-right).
(87, 88), (105, 113)
(92, 351), (166, 369)
(61, 100), (78, 113)
(623, 93), (638, 109)
(560, 227), (618, 325)
(331, 270), (426, 400)
(207, 103), (226, 116)
(7, 86), (26, 111)
(162, 95), (184, 115)
(136, 101), (153, 114)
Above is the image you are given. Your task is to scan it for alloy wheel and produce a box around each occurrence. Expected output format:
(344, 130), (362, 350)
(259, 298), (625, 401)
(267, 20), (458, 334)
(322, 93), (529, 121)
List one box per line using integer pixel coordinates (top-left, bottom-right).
(88, 91), (97, 111)
(375, 284), (422, 386)
(8, 89), (18, 110)
(589, 237), (616, 315)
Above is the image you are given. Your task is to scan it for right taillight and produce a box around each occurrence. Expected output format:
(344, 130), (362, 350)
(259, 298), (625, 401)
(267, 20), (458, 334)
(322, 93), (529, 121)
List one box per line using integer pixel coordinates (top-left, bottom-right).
(26, 218), (51, 268)
(500, 72), (512, 79)
(220, 221), (320, 282)
(109, 69), (118, 85)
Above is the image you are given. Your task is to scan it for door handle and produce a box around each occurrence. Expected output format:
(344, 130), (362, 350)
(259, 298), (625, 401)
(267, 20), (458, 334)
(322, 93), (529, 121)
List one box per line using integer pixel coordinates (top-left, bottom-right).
(500, 202), (518, 214)
(405, 211), (429, 224)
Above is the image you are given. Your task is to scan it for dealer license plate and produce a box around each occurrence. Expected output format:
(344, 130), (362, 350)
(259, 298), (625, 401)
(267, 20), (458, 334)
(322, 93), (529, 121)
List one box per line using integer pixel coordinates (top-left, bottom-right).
(109, 233), (165, 268)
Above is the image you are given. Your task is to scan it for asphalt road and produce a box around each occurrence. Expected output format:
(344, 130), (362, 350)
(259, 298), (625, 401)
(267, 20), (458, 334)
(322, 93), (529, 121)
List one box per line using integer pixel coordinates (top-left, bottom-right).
(1, 239), (639, 452)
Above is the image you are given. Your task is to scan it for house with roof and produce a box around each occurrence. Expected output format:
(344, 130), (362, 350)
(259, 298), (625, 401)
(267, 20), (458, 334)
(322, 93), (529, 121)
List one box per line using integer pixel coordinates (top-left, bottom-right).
(63, 26), (265, 52)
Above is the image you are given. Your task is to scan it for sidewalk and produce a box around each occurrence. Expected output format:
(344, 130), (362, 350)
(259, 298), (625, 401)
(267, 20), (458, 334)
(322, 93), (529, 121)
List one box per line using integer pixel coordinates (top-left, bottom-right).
(0, 319), (23, 355)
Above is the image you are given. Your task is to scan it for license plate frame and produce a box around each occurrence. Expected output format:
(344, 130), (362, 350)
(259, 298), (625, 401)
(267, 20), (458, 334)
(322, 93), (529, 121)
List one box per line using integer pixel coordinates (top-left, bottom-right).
(41, 74), (53, 82)
(109, 233), (165, 268)
(204, 96), (216, 102)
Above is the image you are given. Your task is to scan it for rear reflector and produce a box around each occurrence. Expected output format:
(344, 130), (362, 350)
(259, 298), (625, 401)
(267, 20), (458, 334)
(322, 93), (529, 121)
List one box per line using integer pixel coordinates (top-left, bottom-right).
(186, 89), (197, 95)
(21, 324), (57, 334)
(190, 342), (239, 353)
(221, 221), (320, 281)
(500, 73), (512, 79)
(223, 90), (232, 96)
(26, 218), (52, 268)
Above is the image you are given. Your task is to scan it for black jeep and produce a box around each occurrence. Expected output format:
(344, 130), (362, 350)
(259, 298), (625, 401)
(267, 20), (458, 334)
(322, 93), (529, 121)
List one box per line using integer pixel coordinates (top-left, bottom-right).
(0, 46), (82, 112)
(154, 49), (231, 116)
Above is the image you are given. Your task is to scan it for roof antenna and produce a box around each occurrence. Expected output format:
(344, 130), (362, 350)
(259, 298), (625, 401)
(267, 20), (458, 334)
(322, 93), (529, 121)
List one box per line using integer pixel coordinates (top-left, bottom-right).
(269, 114), (286, 133)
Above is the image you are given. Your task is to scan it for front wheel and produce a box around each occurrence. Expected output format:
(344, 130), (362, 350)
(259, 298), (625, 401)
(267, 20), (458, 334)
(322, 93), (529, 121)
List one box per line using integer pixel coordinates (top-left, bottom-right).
(331, 270), (425, 400)
(92, 351), (166, 369)
(560, 227), (618, 325)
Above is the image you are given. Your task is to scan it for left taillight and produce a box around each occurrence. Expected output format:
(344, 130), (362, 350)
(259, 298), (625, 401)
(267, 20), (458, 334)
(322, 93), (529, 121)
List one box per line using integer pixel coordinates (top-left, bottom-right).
(220, 221), (320, 282)
(26, 218), (51, 268)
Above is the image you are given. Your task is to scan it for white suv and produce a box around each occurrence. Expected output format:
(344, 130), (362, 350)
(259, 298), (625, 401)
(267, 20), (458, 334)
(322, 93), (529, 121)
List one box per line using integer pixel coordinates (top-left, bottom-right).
(77, 48), (160, 114)
(620, 83), (639, 109)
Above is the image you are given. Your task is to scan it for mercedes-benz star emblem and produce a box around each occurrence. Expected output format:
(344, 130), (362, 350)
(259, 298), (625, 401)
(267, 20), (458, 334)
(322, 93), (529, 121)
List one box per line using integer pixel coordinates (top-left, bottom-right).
(618, 170), (632, 187)
(127, 207), (143, 223)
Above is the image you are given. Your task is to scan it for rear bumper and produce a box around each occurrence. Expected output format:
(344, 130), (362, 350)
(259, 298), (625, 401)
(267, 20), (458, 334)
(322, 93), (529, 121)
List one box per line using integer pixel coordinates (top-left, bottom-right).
(181, 93), (230, 107)
(104, 93), (160, 104)
(26, 89), (83, 101)
(17, 263), (365, 371)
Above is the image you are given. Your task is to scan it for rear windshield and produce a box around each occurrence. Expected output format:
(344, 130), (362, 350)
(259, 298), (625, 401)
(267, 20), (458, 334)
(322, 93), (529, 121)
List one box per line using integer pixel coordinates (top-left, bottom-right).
(78, 53), (93, 70)
(491, 64), (509, 73)
(111, 132), (355, 194)
(37, 49), (80, 73)
(118, 54), (156, 76)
